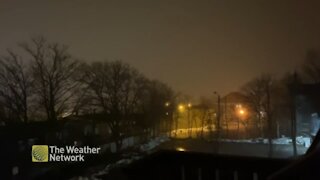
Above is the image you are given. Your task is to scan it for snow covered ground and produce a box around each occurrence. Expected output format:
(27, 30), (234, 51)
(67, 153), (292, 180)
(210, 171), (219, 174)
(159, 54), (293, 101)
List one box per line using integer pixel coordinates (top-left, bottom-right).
(170, 127), (312, 148)
(220, 136), (312, 148)
(170, 125), (215, 138)
(139, 136), (170, 152)
(70, 135), (170, 180)
(70, 133), (311, 180)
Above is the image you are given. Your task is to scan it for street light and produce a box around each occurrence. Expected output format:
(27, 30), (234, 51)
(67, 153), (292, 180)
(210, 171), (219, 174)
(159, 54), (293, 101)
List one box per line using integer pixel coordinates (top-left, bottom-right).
(213, 91), (221, 132)
(213, 91), (221, 154)
(187, 103), (192, 137)
(236, 105), (247, 138)
(165, 101), (173, 137)
(178, 104), (185, 112)
(237, 106), (246, 118)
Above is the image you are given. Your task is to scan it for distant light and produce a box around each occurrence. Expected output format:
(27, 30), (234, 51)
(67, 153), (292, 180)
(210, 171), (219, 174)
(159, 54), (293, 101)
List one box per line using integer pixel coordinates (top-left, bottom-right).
(239, 110), (245, 115)
(176, 147), (186, 152)
(236, 104), (242, 108)
(165, 102), (170, 107)
(187, 103), (192, 108)
(178, 104), (185, 112)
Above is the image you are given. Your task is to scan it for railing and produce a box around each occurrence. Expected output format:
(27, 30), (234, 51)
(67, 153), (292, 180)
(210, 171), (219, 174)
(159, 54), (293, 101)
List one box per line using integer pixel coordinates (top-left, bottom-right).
(105, 150), (292, 180)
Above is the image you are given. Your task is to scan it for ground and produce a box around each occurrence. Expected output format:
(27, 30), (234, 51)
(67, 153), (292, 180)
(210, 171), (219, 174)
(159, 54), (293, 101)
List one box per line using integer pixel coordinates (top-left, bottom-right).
(159, 138), (307, 158)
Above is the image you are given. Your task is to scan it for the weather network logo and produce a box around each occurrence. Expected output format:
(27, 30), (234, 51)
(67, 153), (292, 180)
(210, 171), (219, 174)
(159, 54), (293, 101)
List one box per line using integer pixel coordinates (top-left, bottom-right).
(31, 145), (101, 162)
(32, 145), (49, 162)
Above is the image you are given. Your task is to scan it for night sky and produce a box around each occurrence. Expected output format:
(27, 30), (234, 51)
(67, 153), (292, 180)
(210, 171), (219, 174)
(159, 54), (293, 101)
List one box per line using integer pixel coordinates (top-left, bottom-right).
(1, 0), (320, 97)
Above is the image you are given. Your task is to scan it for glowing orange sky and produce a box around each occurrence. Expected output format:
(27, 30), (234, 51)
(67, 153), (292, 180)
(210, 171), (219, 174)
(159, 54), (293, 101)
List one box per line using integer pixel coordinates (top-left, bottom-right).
(1, 0), (320, 96)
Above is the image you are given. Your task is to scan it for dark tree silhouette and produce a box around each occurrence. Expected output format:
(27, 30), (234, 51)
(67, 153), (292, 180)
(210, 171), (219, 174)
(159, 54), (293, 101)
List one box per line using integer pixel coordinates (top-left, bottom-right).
(21, 37), (80, 122)
(81, 60), (148, 150)
(242, 75), (268, 137)
(140, 80), (175, 137)
(197, 97), (212, 139)
(242, 74), (274, 157)
(301, 50), (320, 83)
(0, 50), (32, 123)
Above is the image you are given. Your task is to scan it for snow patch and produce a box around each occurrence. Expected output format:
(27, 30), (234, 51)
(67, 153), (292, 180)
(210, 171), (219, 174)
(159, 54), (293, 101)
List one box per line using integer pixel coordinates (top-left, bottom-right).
(140, 136), (169, 152)
(87, 135), (169, 179)
(221, 136), (312, 148)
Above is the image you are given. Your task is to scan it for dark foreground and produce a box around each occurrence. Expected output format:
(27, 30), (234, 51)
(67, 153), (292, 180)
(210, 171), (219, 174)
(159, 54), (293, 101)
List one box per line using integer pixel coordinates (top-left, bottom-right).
(4, 139), (310, 179)
(159, 138), (308, 158)
(103, 148), (320, 180)
(103, 150), (290, 180)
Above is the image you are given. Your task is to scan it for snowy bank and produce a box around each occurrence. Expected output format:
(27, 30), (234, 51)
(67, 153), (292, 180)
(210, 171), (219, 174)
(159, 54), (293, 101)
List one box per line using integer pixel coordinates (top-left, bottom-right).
(221, 136), (312, 148)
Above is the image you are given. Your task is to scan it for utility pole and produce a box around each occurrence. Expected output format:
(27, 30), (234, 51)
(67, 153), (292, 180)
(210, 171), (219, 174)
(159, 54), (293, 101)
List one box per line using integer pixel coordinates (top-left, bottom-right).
(291, 72), (298, 157)
(217, 95), (221, 139)
(187, 103), (192, 138)
(224, 97), (228, 137)
(214, 91), (221, 153)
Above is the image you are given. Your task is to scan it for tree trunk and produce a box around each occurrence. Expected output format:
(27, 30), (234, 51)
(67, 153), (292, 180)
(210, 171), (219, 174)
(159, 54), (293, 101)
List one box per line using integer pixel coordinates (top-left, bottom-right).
(291, 97), (297, 157)
(266, 85), (273, 158)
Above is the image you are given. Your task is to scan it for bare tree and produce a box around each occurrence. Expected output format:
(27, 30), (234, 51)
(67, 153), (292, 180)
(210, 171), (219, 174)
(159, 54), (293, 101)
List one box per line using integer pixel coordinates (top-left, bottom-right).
(242, 74), (274, 157)
(194, 97), (212, 139)
(281, 73), (299, 157)
(81, 60), (147, 150)
(141, 80), (174, 137)
(301, 50), (320, 83)
(242, 76), (267, 137)
(21, 37), (80, 122)
(0, 50), (32, 123)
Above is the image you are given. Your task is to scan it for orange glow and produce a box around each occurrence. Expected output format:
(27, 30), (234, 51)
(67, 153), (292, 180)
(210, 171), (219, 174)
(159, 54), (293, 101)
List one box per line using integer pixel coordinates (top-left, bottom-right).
(176, 147), (186, 152)
(178, 104), (185, 112)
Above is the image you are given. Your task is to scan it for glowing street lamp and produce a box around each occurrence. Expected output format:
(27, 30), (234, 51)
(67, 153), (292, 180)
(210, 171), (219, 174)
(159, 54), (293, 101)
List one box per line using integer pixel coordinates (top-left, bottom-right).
(187, 103), (192, 137)
(178, 104), (185, 112)
(187, 103), (192, 108)
(176, 147), (186, 152)
(236, 104), (246, 117)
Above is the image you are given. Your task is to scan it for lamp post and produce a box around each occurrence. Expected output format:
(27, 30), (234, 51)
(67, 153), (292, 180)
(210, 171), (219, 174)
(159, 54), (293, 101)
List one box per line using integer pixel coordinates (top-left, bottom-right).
(214, 92), (221, 139)
(236, 104), (247, 138)
(214, 91), (221, 153)
(176, 104), (185, 137)
(165, 102), (172, 137)
(187, 103), (192, 138)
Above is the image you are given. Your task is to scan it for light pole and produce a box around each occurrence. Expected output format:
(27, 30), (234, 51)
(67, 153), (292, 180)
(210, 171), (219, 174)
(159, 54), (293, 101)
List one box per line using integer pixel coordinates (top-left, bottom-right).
(214, 91), (221, 154)
(165, 102), (171, 137)
(176, 104), (185, 137)
(214, 92), (221, 140)
(236, 104), (246, 138)
(187, 103), (192, 138)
